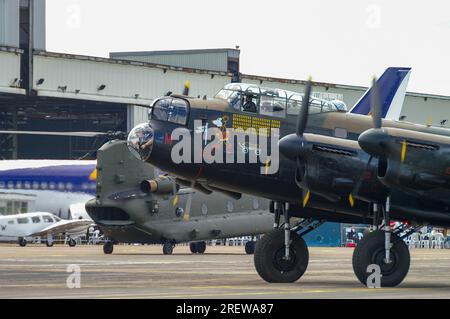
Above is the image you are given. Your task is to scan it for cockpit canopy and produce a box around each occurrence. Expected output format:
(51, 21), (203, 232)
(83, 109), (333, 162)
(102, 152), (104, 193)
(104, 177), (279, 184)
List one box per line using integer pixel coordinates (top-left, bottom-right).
(215, 83), (342, 118)
(151, 97), (189, 125)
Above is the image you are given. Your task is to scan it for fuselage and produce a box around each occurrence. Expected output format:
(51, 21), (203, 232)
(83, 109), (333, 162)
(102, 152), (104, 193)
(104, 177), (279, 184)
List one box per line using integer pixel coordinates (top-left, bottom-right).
(0, 211), (91, 242)
(145, 96), (450, 200)
(0, 212), (65, 241)
(86, 139), (274, 245)
(136, 92), (450, 226)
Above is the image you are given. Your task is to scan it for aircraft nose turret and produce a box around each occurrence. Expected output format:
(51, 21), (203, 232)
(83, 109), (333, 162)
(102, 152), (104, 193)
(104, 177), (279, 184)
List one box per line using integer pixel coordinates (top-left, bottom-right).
(127, 123), (154, 161)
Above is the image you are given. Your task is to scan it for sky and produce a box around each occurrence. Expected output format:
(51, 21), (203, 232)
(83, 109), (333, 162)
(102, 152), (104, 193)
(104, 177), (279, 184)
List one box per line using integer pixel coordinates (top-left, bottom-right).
(46, 0), (450, 96)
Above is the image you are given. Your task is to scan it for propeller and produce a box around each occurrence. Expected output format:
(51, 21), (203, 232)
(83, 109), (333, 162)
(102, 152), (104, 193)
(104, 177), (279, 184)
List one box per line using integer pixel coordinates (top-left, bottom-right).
(370, 77), (382, 129)
(358, 77), (392, 159)
(350, 77), (386, 206)
(278, 78), (312, 160)
(348, 155), (373, 206)
(278, 78), (313, 207)
(296, 78), (312, 137)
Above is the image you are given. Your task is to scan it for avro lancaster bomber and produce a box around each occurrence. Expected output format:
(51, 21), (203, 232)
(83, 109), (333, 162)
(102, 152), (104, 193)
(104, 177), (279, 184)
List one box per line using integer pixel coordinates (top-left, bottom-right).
(125, 67), (450, 287)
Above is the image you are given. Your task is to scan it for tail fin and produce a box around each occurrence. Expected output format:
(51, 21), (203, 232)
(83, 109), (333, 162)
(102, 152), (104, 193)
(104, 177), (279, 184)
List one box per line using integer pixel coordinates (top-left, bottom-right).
(349, 67), (411, 120)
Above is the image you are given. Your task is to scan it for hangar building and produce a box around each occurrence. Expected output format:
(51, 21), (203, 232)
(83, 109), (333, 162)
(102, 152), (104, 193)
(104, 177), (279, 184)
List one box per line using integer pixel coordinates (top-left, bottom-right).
(0, 0), (449, 160)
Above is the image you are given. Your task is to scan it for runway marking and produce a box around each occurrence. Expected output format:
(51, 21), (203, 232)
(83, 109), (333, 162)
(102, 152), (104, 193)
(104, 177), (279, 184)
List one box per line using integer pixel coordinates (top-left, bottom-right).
(0, 259), (239, 266)
(4, 283), (446, 298)
(2, 245), (450, 298)
(26, 287), (442, 299)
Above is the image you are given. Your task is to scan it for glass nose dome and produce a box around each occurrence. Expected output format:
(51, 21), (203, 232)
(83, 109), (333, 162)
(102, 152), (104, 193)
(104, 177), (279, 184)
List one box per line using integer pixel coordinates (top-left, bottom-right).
(127, 123), (154, 161)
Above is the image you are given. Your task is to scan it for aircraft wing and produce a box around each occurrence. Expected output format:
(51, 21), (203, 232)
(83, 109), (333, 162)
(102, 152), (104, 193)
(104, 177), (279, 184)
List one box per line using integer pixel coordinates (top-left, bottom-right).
(31, 219), (93, 237)
(358, 127), (450, 197)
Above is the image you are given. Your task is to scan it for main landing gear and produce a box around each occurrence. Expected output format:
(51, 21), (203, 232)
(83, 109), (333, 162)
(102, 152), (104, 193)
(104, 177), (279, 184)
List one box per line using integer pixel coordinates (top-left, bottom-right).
(190, 241), (206, 254)
(254, 202), (324, 283)
(245, 240), (256, 255)
(163, 242), (175, 255)
(255, 199), (415, 287)
(18, 237), (27, 247)
(46, 234), (54, 247)
(103, 240), (114, 254)
(352, 197), (417, 287)
(67, 237), (77, 247)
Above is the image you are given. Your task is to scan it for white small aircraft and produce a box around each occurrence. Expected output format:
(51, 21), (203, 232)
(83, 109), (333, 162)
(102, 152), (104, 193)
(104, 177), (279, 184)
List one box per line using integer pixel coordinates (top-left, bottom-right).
(0, 212), (93, 247)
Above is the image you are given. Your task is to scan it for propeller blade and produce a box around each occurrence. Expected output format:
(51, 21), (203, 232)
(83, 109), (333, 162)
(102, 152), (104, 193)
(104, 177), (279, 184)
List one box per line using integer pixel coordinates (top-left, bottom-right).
(371, 77), (382, 129)
(0, 130), (109, 137)
(302, 190), (311, 208)
(182, 80), (191, 96)
(349, 155), (373, 206)
(401, 140), (407, 163)
(348, 193), (355, 207)
(295, 158), (311, 207)
(358, 76), (392, 159)
(296, 78), (312, 137)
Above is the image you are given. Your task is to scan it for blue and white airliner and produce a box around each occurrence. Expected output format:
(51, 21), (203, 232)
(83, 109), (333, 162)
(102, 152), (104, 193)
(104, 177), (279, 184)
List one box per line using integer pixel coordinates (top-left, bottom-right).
(0, 160), (96, 219)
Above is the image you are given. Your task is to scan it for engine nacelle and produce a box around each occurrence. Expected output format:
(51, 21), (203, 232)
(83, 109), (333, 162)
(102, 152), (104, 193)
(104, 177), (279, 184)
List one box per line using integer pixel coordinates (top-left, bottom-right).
(378, 157), (449, 192)
(297, 146), (387, 204)
(359, 126), (450, 194)
(140, 176), (179, 195)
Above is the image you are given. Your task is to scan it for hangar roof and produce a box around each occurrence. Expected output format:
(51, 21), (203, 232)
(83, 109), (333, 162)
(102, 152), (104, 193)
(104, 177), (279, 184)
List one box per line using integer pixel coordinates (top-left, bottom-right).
(110, 48), (240, 59)
(1, 45), (450, 108)
(110, 48), (240, 74)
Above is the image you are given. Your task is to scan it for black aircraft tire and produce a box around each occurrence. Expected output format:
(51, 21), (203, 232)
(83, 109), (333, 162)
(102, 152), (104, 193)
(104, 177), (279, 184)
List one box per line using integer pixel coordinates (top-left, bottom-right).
(103, 241), (114, 254)
(352, 230), (410, 287)
(196, 242), (206, 254)
(163, 243), (174, 255)
(68, 239), (76, 247)
(254, 229), (309, 283)
(189, 242), (198, 254)
(46, 241), (54, 247)
(19, 238), (27, 247)
(245, 241), (256, 254)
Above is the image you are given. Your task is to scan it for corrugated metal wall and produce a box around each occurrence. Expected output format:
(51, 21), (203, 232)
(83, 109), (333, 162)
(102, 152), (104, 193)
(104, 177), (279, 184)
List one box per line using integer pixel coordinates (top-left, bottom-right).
(24, 49), (450, 130)
(0, 49), (24, 94)
(33, 52), (232, 108)
(112, 51), (229, 73)
(32, 0), (46, 50)
(0, 0), (45, 49)
(0, 0), (19, 47)
(127, 104), (150, 129)
(402, 95), (450, 128)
